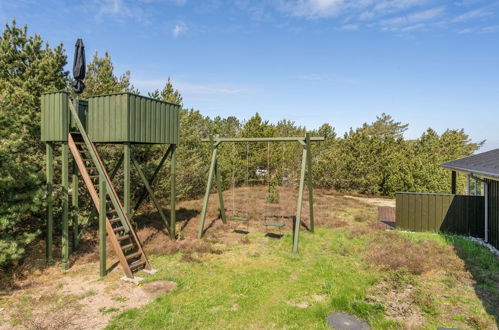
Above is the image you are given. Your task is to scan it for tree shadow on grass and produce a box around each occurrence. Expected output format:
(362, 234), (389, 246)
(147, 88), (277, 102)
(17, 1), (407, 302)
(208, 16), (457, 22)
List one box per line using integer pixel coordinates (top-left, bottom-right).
(445, 235), (499, 327)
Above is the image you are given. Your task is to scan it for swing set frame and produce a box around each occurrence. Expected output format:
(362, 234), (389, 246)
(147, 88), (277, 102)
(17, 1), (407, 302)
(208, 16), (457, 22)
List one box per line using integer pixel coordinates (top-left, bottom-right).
(197, 133), (325, 253)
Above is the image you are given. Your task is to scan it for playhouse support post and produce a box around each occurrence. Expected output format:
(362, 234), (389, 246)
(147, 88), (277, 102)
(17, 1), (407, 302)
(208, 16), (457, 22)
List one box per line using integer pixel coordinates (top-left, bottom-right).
(62, 142), (69, 269)
(451, 171), (457, 194)
(198, 143), (218, 238)
(124, 143), (131, 218)
(305, 133), (314, 233)
(99, 172), (107, 277)
(130, 153), (170, 231)
(46, 142), (54, 264)
(293, 145), (308, 253)
(170, 144), (177, 239)
(134, 145), (173, 213)
(72, 160), (79, 251)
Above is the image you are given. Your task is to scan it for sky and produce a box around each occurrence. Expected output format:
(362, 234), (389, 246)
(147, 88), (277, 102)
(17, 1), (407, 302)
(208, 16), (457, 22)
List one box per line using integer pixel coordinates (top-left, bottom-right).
(1, 0), (499, 150)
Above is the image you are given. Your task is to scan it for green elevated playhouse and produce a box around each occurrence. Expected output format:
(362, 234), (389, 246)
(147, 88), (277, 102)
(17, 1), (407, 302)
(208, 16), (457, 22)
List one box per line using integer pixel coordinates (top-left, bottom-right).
(41, 91), (180, 278)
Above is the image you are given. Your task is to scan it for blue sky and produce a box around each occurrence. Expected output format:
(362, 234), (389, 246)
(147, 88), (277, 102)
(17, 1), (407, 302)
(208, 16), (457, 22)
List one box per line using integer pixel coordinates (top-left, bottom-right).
(1, 0), (499, 150)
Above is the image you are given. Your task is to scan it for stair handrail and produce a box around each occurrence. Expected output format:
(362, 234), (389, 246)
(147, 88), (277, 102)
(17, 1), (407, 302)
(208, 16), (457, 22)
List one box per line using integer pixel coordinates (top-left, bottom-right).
(68, 99), (130, 233)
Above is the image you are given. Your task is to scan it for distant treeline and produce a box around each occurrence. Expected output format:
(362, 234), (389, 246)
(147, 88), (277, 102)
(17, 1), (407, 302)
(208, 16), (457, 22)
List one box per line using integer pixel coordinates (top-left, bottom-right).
(0, 21), (481, 266)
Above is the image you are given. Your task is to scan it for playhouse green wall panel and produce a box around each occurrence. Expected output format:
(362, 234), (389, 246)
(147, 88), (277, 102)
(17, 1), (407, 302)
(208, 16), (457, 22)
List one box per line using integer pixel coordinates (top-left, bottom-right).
(41, 92), (88, 142)
(41, 92), (69, 142)
(87, 93), (180, 144)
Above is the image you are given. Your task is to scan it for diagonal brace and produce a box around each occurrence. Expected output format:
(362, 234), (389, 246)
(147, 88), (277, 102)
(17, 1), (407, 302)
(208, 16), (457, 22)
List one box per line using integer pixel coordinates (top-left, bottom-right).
(133, 144), (173, 213)
(130, 152), (171, 233)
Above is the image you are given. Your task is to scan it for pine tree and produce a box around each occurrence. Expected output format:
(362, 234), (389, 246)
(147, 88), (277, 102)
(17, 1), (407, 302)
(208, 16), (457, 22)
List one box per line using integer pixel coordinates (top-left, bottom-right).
(80, 51), (137, 98)
(148, 77), (183, 105)
(0, 21), (67, 266)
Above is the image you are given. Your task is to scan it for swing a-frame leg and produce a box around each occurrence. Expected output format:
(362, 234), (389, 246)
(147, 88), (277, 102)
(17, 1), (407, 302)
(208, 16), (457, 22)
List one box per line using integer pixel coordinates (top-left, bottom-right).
(198, 139), (224, 238)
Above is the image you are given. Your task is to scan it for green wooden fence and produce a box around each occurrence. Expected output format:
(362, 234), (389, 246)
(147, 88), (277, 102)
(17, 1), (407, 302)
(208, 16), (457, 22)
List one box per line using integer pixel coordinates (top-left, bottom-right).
(396, 192), (484, 238)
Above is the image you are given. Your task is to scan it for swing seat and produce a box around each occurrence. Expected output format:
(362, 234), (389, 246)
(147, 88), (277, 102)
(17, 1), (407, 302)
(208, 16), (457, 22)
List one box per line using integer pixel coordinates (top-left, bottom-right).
(230, 216), (249, 221)
(264, 221), (285, 227)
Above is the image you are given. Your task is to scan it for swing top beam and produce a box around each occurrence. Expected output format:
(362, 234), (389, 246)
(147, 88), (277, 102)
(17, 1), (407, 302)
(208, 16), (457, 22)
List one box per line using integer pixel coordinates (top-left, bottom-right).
(202, 136), (325, 144)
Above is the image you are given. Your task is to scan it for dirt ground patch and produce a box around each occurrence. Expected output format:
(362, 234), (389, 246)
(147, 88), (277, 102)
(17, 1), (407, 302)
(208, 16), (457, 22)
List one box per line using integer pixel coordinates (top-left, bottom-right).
(0, 268), (176, 330)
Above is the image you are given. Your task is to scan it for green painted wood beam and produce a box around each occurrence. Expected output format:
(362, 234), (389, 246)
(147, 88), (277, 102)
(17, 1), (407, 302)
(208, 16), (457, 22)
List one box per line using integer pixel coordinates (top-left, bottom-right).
(293, 147), (308, 253)
(99, 172), (107, 277)
(133, 144), (173, 214)
(124, 143), (131, 219)
(305, 133), (314, 233)
(170, 144), (177, 239)
(198, 146), (218, 238)
(215, 160), (227, 224)
(61, 142), (69, 269)
(45, 142), (54, 264)
(130, 152), (171, 233)
(72, 160), (79, 251)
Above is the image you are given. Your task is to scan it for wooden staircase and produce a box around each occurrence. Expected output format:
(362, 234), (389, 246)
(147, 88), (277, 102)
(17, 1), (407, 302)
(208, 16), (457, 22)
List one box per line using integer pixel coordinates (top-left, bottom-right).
(68, 132), (150, 278)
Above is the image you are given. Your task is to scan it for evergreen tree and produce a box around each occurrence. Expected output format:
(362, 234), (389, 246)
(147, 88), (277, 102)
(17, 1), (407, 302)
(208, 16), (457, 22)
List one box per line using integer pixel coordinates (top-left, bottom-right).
(148, 77), (183, 105)
(0, 21), (67, 266)
(80, 51), (137, 98)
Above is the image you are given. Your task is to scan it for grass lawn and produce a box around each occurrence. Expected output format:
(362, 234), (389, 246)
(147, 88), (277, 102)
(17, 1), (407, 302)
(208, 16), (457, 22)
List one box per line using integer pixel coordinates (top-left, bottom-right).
(2, 190), (498, 329)
(107, 225), (499, 329)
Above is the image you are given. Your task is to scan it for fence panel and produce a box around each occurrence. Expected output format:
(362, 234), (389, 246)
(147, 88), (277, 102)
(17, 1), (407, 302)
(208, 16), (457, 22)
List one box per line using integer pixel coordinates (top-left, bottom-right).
(395, 192), (484, 238)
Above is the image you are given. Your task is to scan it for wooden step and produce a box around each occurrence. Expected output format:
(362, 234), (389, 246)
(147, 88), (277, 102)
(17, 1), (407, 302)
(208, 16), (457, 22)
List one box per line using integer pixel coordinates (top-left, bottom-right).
(117, 234), (130, 241)
(126, 251), (142, 260)
(121, 243), (134, 251)
(68, 130), (150, 279)
(129, 259), (146, 271)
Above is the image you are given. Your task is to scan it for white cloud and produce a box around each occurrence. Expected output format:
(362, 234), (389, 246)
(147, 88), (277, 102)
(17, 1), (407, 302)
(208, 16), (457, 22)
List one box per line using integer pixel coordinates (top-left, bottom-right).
(379, 6), (445, 31)
(340, 23), (359, 30)
(94, 0), (147, 22)
(172, 22), (187, 37)
(451, 8), (493, 23)
(273, 0), (498, 34)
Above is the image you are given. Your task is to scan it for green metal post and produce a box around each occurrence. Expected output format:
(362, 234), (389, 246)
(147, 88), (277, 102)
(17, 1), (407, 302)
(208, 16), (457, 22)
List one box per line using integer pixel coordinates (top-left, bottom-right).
(62, 142), (69, 269)
(124, 143), (131, 218)
(130, 153), (171, 232)
(170, 144), (177, 238)
(99, 172), (107, 277)
(198, 144), (218, 238)
(72, 160), (79, 251)
(293, 146), (308, 253)
(305, 133), (314, 233)
(45, 142), (54, 264)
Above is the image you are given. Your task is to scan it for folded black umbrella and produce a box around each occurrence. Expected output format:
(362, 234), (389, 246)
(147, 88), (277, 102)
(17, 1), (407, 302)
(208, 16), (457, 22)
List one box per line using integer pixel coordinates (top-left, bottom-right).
(72, 38), (86, 94)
